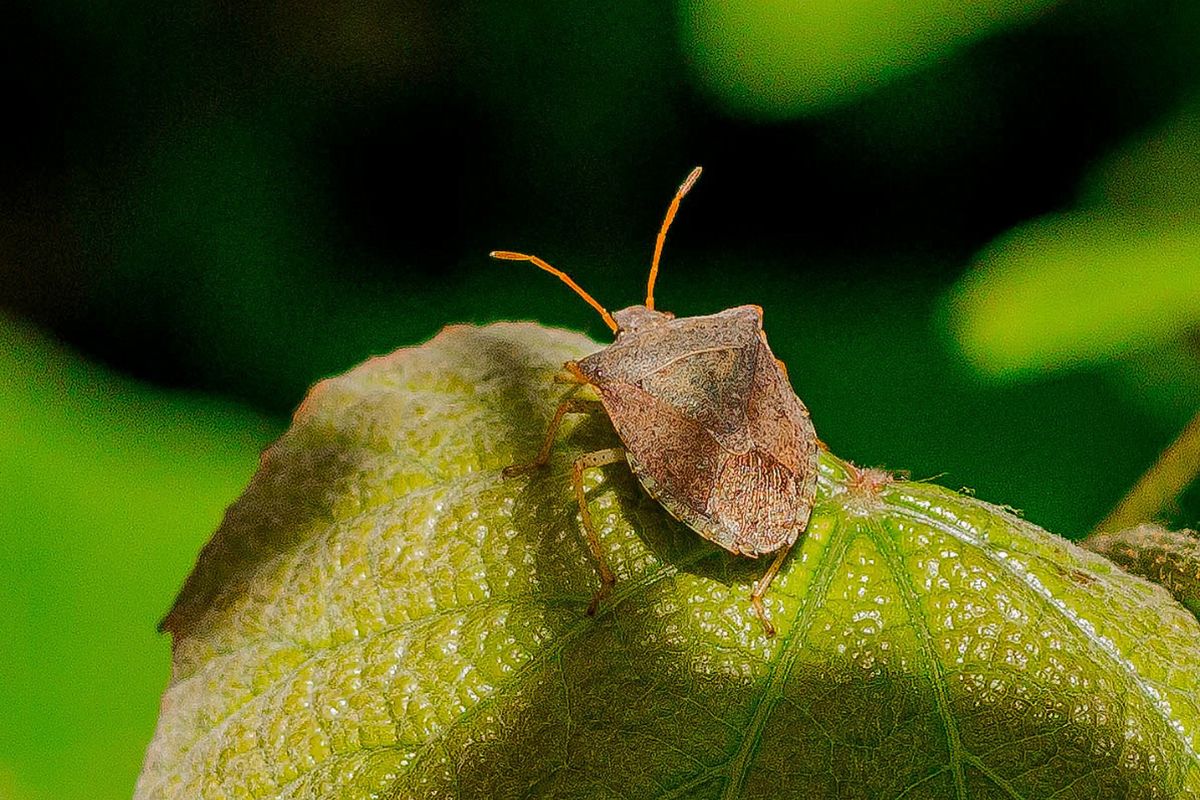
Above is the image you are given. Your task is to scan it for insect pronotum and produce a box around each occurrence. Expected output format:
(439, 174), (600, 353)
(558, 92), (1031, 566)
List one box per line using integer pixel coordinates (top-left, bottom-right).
(492, 167), (819, 637)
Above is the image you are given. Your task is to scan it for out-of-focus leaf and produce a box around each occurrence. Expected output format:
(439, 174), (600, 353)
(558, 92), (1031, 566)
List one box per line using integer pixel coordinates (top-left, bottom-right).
(679, 0), (1054, 118)
(945, 102), (1200, 407)
(0, 315), (274, 800)
(947, 216), (1200, 375)
(0, 766), (41, 800)
(138, 323), (1200, 799)
(1081, 106), (1200, 216)
(1084, 525), (1200, 619)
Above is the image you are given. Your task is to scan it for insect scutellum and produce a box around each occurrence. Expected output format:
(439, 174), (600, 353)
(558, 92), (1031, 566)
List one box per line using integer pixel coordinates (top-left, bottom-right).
(489, 166), (703, 333)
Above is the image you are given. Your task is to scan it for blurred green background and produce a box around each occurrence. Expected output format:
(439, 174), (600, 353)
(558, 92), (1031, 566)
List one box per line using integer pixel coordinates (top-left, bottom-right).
(2, 1), (1199, 797)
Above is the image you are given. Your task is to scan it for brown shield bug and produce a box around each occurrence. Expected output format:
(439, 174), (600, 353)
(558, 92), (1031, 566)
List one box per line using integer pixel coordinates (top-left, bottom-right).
(491, 167), (819, 637)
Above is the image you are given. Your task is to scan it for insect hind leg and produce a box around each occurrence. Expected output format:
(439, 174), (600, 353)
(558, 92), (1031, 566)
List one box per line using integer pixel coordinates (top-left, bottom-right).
(571, 447), (626, 616)
(750, 542), (794, 638)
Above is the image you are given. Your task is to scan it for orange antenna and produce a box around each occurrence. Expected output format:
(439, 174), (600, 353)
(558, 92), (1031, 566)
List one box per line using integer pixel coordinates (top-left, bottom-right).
(646, 166), (702, 310)
(490, 251), (618, 333)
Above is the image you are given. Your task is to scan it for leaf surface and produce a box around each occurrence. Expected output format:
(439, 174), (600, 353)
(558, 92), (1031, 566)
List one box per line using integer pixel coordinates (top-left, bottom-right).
(137, 323), (1200, 799)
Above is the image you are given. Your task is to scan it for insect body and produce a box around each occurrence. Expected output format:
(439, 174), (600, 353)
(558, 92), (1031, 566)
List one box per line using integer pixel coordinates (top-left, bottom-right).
(492, 168), (818, 637)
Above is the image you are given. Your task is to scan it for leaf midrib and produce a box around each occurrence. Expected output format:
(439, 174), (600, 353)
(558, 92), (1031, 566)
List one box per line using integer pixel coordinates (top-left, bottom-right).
(866, 515), (970, 799)
(717, 504), (857, 800)
(887, 486), (1200, 769)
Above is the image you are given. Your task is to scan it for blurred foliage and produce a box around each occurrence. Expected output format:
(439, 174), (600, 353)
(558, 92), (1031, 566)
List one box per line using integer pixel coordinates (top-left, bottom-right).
(0, 316), (274, 799)
(944, 95), (1200, 538)
(1085, 524), (1200, 618)
(682, 0), (1055, 117)
(944, 94), (1200, 528)
(950, 228), (1200, 378)
(947, 100), (1200, 411)
(1, 0), (1199, 796)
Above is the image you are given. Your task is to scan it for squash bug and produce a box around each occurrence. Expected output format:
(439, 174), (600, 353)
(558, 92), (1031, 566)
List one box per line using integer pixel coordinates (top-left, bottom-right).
(491, 167), (819, 637)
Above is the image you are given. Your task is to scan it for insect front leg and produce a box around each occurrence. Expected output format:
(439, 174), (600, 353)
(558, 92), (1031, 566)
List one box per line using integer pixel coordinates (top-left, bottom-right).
(502, 390), (604, 478)
(750, 542), (794, 638)
(552, 360), (591, 385)
(571, 447), (627, 616)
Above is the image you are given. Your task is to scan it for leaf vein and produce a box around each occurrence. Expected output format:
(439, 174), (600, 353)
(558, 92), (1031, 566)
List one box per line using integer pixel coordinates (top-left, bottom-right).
(889, 495), (1200, 768)
(866, 516), (969, 799)
(718, 508), (856, 800)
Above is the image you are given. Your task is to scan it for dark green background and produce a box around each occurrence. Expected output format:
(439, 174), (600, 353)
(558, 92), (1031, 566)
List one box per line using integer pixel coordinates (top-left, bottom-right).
(1, 2), (1198, 798)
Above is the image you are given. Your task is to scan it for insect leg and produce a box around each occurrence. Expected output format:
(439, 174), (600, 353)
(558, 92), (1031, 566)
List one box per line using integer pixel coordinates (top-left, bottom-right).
(750, 543), (794, 638)
(552, 360), (590, 384)
(503, 392), (604, 477)
(571, 447), (627, 616)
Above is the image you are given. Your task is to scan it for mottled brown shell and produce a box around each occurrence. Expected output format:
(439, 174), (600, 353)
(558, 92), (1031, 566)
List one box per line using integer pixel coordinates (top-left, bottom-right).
(576, 305), (819, 557)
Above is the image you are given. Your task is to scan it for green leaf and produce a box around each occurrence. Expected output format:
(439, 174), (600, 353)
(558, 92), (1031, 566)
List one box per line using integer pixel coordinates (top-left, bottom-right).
(680, 0), (1054, 118)
(137, 323), (1200, 799)
(945, 214), (1200, 376)
(944, 102), (1200, 382)
(0, 315), (274, 800)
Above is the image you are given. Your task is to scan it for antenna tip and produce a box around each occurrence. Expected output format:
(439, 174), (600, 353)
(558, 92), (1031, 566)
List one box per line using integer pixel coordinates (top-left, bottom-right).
(680, 166), (703, 196)
(490, 250), (527, 261)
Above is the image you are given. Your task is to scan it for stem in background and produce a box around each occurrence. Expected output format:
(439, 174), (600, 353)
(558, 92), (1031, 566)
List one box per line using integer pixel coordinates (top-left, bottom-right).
(1092, 406), (1200, 535)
